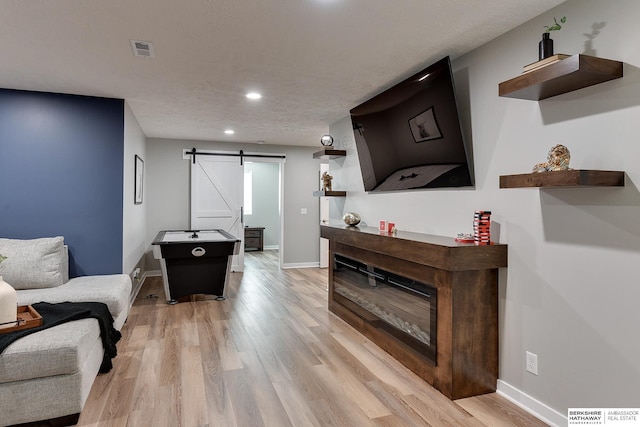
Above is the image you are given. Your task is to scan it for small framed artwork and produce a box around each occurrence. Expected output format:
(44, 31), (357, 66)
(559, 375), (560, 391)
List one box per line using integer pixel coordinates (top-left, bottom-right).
(408, 107), (443, 143)
(134, 155), (144, 204)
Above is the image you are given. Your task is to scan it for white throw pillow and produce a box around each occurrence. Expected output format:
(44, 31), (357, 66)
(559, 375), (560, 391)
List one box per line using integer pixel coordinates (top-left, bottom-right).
(0, 237), (65, 289)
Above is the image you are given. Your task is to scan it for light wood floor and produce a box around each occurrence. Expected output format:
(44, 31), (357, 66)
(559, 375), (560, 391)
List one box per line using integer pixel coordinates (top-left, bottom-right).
(77, 251), (547, 427)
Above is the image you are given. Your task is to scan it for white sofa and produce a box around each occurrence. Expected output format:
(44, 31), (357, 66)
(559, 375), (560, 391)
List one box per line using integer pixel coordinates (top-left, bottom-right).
(0, 237), (131, 426)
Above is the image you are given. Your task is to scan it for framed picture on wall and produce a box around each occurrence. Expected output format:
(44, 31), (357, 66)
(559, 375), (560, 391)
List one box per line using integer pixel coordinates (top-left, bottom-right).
(408, 107), (443, 143)
(134, 155), (144, 204)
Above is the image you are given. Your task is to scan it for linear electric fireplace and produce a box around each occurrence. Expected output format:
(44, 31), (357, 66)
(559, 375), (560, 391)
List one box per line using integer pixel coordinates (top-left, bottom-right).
(321, 224), (508, 399)
(333, 254), (437, 364)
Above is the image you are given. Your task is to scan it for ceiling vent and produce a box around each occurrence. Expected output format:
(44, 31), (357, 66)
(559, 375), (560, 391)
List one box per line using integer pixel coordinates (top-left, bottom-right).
(130, 40), (155, 58)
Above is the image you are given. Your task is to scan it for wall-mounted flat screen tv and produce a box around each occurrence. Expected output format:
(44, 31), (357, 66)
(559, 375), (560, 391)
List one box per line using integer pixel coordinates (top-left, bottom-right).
(350, 56), (473, 192)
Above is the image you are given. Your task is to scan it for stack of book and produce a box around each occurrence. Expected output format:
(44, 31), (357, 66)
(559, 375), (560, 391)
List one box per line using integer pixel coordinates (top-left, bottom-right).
(522, 54), (570, 74)
(473, 210), (492, 245)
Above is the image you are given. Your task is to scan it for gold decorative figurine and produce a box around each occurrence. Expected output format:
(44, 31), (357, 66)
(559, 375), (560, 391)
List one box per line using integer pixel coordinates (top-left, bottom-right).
(533, 144), (571, 173)
(321, 171), (333, 192)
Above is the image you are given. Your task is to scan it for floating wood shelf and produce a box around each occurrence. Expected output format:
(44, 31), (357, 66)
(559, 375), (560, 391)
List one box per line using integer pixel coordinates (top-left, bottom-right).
(312, 149), (347, 160)
(500, 170), (625, 188)
(498, 54), (623, 100)
(313, 190), (347, 197)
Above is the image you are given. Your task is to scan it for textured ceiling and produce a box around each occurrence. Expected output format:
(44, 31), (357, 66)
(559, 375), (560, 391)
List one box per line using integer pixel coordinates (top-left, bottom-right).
(1, 0), (565, 146)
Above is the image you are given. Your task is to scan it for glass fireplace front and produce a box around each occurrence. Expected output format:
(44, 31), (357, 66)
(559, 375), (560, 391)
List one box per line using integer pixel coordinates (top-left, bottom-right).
(332, 254), (437, 364)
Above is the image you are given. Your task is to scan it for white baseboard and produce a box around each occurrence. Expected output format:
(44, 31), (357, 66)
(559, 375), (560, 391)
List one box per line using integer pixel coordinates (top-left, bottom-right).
(496, 380), (566, 427)
(129, 270), (161, 305)
(282, 262), (320, 269)
(129, 276), (144, 306)
(263, 245), (279, 250)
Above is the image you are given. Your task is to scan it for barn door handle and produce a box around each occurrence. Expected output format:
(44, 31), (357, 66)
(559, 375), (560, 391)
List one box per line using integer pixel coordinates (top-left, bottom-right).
(241, 206), (244, 225)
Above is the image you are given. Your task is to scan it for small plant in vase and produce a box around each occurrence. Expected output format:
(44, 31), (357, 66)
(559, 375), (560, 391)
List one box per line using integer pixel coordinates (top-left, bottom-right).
(540, 16), (567, 60)
(544, 16), (567, 33)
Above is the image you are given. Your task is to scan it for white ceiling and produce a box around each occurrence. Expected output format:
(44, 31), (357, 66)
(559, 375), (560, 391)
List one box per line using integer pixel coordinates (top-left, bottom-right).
(1, 0), (565, 147)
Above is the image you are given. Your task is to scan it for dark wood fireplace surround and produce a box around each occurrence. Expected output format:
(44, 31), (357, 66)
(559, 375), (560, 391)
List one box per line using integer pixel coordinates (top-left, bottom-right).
(321, 224), (508, 400)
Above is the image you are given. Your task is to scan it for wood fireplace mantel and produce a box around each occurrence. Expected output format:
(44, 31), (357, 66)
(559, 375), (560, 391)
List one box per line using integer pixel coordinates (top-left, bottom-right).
(321, 224), (508, 400)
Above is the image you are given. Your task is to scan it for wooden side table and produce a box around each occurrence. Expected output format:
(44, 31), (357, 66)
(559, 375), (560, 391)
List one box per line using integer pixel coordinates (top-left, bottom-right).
(244, 227), (265, 252)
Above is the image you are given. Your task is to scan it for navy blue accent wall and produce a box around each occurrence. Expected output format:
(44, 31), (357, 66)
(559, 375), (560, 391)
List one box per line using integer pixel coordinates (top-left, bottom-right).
(0, 89), (124, 277)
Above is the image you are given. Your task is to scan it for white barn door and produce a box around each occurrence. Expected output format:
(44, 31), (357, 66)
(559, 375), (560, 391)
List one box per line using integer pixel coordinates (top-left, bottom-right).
(190, 153), (244, 272)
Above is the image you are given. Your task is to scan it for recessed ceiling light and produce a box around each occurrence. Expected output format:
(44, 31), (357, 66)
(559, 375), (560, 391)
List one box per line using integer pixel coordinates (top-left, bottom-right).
(224, 129), (235, 135)
(246, 92), (262, 100)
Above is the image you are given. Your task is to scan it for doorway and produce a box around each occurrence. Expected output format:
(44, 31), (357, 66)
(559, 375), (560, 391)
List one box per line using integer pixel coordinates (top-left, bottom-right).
(244, 161), (281, 251)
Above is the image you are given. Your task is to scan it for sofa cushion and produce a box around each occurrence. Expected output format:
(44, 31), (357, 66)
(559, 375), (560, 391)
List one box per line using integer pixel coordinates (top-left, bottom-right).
(0, 237), (65, 289)
(0, 318), (100, 383)
(0, 337), (104, 426)
(17, 274), (132, 330)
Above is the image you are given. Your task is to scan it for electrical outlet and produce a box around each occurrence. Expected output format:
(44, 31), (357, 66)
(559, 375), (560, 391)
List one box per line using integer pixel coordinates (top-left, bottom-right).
(526, 351), (538, 375)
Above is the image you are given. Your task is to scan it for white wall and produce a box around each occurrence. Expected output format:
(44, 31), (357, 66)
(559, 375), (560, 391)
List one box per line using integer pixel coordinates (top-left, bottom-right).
(245, 162), (280, 248)
(145, 138), (320, 268)
(329, 0), (640, 422)
(122, 102), (147, 275)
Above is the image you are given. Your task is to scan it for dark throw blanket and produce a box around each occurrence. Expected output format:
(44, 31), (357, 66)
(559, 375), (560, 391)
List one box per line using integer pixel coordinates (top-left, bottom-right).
(0, 302), (122, 373)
